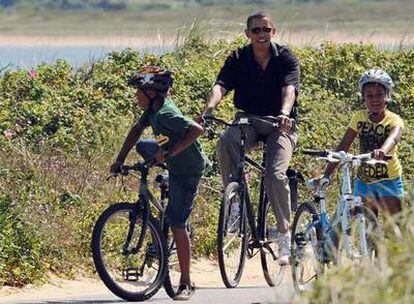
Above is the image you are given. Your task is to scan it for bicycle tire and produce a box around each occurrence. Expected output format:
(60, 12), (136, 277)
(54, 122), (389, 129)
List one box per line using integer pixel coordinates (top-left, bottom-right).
(91, 202), (168, 301)
(217, 182), (248, 288)
(291, 202), (323, 292)
(336, 205), (380, 265)
(260, 201), (286, 287)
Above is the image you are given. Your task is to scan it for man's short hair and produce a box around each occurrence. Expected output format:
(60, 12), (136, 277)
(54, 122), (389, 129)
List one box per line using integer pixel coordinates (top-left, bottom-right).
(246, 11), (273, 29)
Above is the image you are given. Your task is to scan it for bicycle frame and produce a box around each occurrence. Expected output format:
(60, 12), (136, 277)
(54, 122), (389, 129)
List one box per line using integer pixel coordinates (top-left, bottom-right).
(120, 163), (170, 256)
(235, 121), (269, 246)
(205, 116), (275, 247)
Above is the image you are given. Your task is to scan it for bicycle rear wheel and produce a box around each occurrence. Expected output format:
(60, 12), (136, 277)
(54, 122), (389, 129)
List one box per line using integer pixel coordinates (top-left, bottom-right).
(91, 202), (167, 301)
(217, 182), (248, 288)
(291, 202), (323, 292)
(260, 201), (286, 287)
(337, 205), (379, 265)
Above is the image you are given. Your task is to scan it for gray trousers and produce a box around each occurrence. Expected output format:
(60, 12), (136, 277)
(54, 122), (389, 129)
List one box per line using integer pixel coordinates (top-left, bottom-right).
(217, 112), (297, 233)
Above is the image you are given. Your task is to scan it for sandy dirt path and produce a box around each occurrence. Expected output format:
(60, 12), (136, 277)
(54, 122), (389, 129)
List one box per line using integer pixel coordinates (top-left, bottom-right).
(0, 255), (294, 302)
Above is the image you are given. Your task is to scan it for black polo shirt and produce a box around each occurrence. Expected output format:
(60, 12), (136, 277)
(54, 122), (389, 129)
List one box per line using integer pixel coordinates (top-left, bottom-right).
(215, 43), (300, 117)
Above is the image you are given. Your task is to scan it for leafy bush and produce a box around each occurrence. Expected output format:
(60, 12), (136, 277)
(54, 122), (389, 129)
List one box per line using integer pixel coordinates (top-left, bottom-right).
(0, 194), (45, 286)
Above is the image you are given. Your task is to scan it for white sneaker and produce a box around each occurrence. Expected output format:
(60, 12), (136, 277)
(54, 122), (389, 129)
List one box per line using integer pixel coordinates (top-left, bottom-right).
(278, 232), (291, 266)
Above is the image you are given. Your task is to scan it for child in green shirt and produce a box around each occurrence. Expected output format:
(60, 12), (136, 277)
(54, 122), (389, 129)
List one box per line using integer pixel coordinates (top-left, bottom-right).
(111, 66), (206, 301)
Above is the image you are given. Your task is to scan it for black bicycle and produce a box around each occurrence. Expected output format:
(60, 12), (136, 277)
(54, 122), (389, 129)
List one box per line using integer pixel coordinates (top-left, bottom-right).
(91, 160), (182, 301)
(203, 115), (303, 288)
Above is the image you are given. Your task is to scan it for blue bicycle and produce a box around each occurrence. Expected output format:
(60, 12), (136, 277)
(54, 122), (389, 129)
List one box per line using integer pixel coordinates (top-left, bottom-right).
(291, 149), (383, 292)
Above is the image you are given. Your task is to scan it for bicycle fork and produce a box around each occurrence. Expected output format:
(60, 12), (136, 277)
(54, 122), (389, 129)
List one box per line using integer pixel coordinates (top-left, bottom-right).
(122, 199), (151, 281)
(341, 195), (368, 260)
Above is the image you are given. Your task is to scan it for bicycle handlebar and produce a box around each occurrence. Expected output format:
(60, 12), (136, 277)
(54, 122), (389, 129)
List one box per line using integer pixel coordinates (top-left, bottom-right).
(202, 115), (281, 128)
(122, 161), (167, 173)
(107, 160), (167, 180)
(302, 149), (329, 157)
(302, 149), (392, 162)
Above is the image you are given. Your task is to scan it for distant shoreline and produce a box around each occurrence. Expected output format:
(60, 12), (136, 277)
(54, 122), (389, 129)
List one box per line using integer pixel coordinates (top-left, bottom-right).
(0, 31), (413, 47)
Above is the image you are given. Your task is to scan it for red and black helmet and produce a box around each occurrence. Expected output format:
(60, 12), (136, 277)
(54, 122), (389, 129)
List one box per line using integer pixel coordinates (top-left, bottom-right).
(128, 66), (174, 97)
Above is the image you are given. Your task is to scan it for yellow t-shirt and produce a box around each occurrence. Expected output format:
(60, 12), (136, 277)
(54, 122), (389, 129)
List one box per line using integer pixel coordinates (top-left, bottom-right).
(348, 109), (404, 184)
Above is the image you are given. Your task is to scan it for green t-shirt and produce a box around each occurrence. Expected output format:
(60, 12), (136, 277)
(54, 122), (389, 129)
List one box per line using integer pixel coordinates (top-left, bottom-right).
(139, 98), (206, 176)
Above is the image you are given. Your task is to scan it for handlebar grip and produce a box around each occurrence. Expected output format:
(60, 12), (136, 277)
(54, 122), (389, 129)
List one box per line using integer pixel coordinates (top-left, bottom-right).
(302, 149), (328, 157)
(384, 154), (392, 160)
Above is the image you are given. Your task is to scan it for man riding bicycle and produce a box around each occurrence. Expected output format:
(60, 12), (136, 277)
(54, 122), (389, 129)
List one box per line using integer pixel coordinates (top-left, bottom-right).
(201, 11), (300, 265)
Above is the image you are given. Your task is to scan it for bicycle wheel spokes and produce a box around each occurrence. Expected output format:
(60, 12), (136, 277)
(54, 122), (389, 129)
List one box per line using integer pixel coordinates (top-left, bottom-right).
(92, 203), (167, 301)
(291, 203), (322, 292)
(217, 182), (247, 288)
(261, 203), (285, 287)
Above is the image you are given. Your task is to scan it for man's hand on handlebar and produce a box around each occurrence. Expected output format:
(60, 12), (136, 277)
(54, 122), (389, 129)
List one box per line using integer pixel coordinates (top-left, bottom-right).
(276, 114), (293, 133)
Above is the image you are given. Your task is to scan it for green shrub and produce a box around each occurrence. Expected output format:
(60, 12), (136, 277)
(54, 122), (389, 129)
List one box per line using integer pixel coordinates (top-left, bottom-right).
(0, 194), (45, 286)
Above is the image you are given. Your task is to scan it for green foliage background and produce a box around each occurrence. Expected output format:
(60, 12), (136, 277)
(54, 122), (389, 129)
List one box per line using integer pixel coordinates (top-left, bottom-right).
(0, 36), (413, 300)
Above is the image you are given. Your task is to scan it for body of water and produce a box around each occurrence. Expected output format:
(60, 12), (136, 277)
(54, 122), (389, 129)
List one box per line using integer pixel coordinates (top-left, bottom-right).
(0, 42), (411, 71)
(0, 45), (174, 70)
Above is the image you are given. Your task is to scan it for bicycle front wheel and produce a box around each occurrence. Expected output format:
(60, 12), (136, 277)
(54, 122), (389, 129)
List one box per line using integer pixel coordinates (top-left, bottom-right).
(91, 203), (168, 301)
(291, 202), (323, 292)
(217, 182), (248, 288)
(260, 201), (286, 287)
(337, 205), (380, 265)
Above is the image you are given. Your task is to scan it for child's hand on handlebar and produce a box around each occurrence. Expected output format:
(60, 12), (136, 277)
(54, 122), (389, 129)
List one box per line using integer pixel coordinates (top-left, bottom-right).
(371, 149), (386, 160)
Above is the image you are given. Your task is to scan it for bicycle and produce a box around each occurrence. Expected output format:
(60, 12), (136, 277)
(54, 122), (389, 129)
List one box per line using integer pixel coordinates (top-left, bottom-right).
(291, 149), (384, 292)
(91, 160), (182, 301)
(203, 115), (303, 288)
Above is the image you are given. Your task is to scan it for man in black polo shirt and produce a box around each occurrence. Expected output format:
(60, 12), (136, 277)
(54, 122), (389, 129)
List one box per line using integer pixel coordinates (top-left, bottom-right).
(202, 11), (299, 265)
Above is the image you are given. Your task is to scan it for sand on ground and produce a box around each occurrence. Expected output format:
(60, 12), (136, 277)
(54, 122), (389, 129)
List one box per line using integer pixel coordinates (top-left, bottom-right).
(0, 255), (291, 301)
